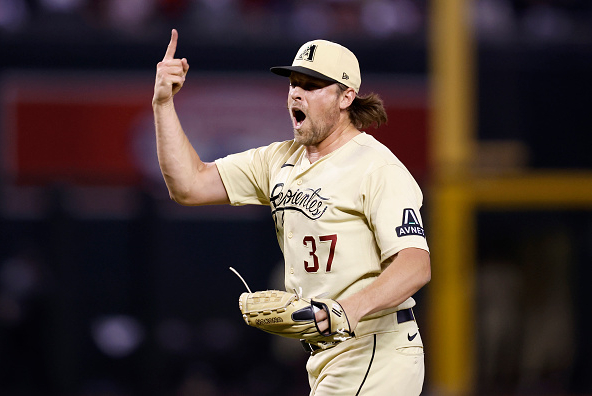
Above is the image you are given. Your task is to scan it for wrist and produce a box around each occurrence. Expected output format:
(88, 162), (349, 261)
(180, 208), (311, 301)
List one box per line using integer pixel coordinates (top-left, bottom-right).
(152, 96), (174, 109)
(337, 297), (364, 331)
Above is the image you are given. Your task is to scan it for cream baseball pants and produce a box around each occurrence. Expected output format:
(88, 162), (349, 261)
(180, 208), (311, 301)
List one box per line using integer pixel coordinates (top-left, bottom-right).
(306, 313), (424, 395)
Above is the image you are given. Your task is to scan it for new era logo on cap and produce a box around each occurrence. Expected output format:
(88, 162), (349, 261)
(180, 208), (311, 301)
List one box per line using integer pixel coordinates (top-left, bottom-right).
(270, 39), (361, 93)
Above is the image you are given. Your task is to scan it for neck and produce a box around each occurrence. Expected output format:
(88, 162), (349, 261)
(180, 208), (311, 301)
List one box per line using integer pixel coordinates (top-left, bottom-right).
(305, 122), (360, 163)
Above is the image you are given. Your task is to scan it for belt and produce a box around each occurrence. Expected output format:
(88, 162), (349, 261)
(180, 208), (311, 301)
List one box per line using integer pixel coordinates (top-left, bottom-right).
(301, 308), (415, 353)
(396, 307), (415, 324)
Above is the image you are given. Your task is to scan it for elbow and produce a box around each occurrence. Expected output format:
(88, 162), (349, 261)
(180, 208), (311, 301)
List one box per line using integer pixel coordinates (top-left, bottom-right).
(168, 189), (197, 206)
(168, 187), (217, 206)
(170, 193), (186, 205)
(422, 265), (431, 287)
(421, 257), (431, 287)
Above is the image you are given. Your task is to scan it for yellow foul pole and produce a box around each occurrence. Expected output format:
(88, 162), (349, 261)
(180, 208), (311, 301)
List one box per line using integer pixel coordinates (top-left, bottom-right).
(428, 0), (476, 394)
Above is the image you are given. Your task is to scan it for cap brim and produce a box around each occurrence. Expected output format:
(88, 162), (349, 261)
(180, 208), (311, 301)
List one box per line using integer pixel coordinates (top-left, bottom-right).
(270, 66), (338, 84)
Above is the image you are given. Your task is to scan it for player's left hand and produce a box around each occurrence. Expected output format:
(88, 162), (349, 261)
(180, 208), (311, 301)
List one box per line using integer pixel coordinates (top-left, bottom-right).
(239, 290), (354, 344)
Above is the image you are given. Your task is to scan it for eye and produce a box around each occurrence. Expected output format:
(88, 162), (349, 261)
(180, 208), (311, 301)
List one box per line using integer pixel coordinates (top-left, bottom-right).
(289, 80), (325, 91)
(302, 83), (319, 91)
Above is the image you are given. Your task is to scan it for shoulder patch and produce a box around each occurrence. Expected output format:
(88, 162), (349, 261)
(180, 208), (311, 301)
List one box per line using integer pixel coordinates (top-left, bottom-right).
(396, 208), (425, 238)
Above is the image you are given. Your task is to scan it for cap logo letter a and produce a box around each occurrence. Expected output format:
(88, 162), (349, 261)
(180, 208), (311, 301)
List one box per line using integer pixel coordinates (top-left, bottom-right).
(297, 44), (317, 62)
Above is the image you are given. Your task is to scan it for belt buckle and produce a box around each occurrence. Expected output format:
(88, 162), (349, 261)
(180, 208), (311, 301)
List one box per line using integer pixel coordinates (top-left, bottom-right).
(301, 340), (318, 353)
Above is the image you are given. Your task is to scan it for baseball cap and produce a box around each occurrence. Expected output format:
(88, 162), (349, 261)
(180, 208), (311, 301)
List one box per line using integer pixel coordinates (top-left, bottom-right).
(270, 39), (361, 93)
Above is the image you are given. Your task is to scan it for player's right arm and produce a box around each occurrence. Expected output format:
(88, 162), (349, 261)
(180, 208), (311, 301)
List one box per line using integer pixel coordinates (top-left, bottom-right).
(153, 29), (230, 206)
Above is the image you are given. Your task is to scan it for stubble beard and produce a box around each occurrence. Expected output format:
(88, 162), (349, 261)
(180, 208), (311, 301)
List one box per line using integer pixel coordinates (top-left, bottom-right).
(293, 125), (326, 146)
(292, 101), (341, 147)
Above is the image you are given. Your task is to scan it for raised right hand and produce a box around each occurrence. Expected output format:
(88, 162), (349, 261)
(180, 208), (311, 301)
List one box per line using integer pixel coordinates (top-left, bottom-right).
(153, 29), (190, 106)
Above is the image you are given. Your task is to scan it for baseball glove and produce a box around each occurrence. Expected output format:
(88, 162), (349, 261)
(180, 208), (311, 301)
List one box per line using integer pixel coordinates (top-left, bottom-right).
(238, 290), (353, 344)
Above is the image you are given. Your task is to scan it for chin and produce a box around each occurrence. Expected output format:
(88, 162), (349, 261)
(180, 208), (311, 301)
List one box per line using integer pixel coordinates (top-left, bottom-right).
(293, 129), (307, 144)
(293, 126), (324, 146)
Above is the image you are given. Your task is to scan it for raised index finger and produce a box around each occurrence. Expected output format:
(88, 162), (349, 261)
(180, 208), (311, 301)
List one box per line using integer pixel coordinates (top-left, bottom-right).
(162, 29), (178, 61)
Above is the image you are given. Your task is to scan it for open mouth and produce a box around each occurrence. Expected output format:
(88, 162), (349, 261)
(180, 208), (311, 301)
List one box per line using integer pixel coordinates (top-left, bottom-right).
(292, 108), (306, 128)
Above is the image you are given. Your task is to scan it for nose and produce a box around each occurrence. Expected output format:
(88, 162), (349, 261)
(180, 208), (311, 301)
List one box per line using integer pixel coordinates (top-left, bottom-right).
(289, 85), (303, 101)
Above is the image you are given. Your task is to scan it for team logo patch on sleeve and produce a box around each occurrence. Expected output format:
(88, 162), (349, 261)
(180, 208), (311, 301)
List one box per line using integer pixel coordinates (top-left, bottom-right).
(396, 208), (426, 238)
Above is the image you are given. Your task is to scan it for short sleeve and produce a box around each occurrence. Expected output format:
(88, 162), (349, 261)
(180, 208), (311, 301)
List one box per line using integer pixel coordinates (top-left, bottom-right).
(215, 147), (271, 206)
(362, 164), (429, 261)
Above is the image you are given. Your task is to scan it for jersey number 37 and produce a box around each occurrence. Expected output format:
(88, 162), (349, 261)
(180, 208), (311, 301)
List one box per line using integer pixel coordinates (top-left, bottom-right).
(303, 234), (337, 273)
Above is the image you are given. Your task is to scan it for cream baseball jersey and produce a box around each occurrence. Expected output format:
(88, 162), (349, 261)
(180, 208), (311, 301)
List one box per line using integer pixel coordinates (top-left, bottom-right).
(215, 133), (429, 314)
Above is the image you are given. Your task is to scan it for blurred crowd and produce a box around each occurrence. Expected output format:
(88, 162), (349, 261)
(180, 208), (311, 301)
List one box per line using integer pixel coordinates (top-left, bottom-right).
(1, 0), (592, 45)
(1, 1), (592, 395)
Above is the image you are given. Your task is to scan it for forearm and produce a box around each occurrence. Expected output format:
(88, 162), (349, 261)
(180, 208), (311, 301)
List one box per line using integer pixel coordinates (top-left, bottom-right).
(153, 29), (229, 206)
(340, 248), (431, 328)
(153, 100), (205, 203)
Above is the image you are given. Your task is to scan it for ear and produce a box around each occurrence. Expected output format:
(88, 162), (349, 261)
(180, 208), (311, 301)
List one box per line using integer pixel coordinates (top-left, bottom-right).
(339, 87), (356, 110)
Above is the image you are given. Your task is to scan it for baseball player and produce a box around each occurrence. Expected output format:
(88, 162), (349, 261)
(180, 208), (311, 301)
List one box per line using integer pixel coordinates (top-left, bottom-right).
(153, 29), (431, 395)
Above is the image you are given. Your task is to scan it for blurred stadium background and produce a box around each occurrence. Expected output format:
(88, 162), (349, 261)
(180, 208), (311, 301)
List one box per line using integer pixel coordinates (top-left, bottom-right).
(1, 0), (592, 395)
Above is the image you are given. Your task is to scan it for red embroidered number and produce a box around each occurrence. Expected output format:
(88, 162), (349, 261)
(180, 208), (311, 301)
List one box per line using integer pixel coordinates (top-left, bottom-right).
(303, 234), (337, 273)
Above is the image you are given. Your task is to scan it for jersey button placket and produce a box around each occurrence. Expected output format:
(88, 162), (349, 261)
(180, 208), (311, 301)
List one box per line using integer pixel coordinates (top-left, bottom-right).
(283, 175), (298, 277)
(287, 232), (295, 275)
